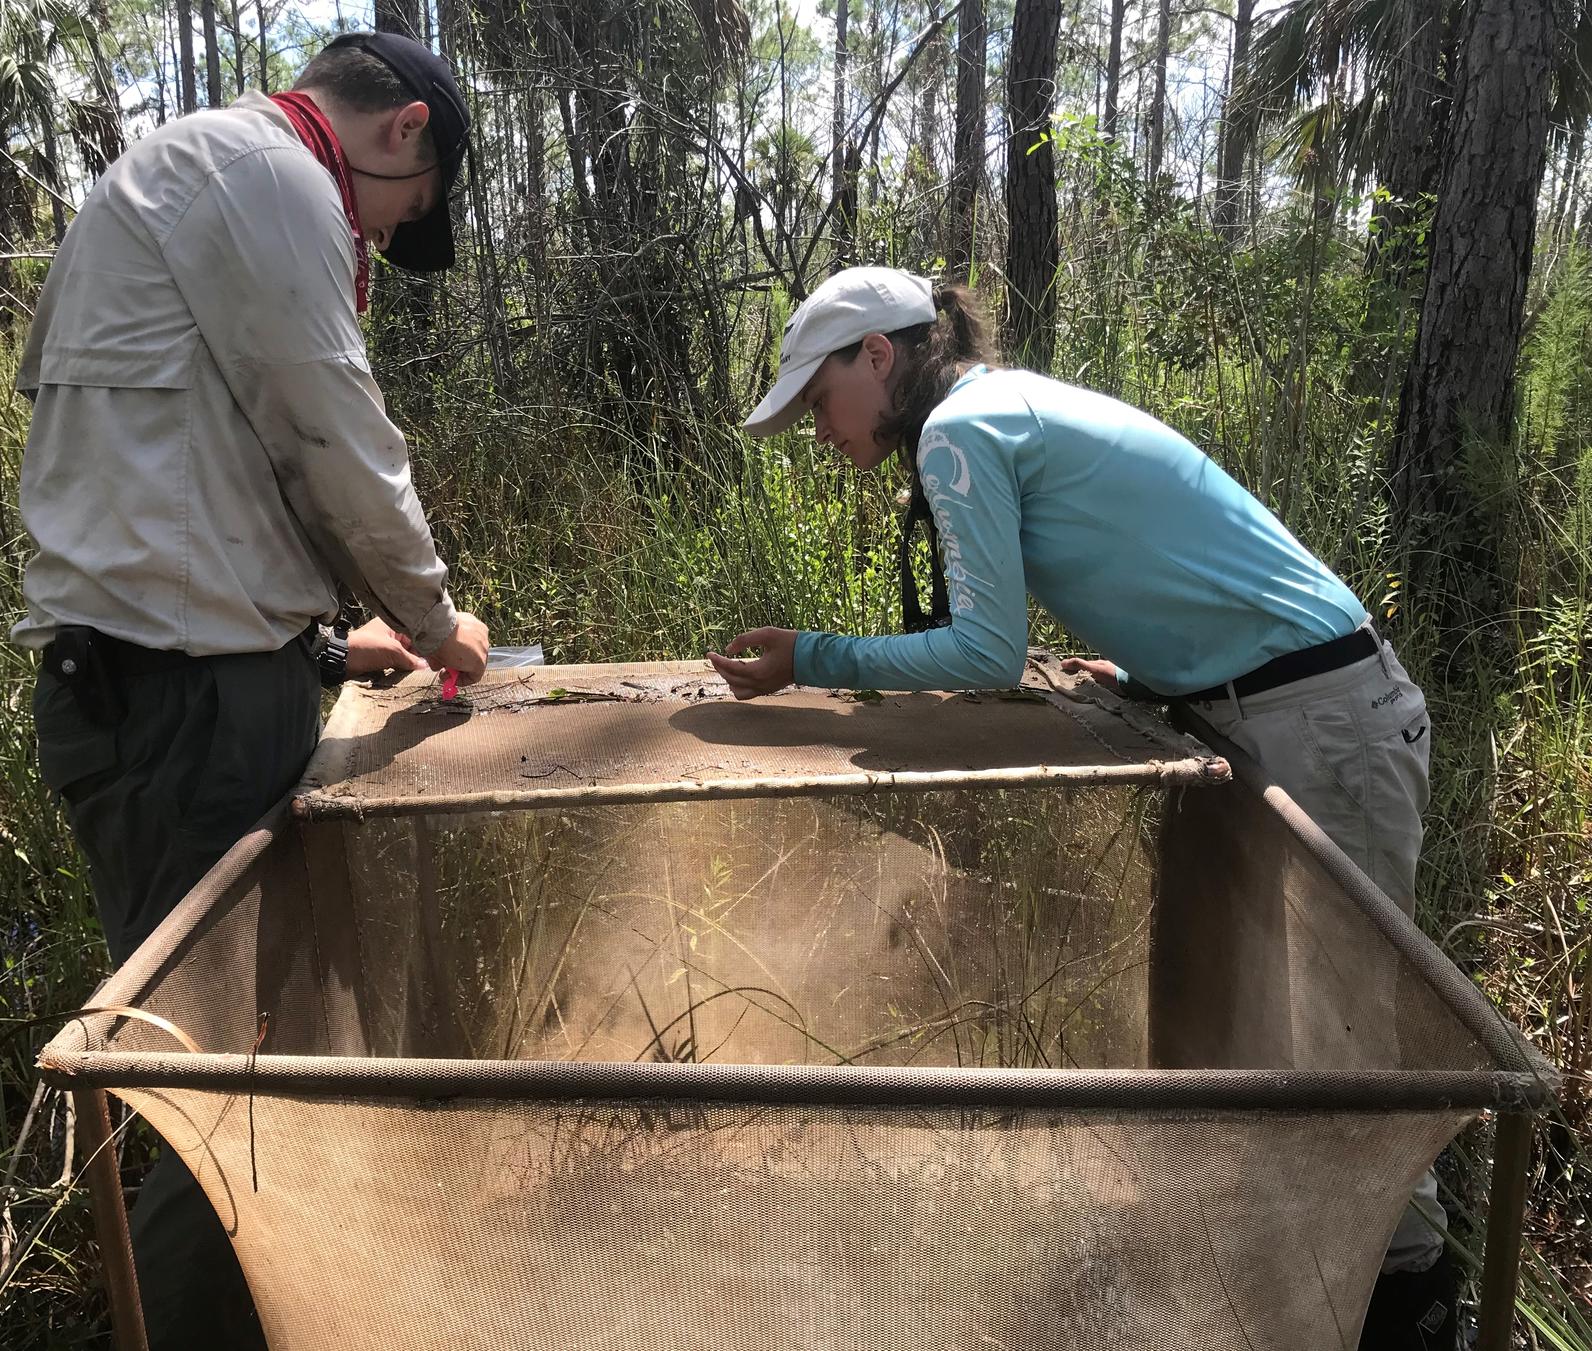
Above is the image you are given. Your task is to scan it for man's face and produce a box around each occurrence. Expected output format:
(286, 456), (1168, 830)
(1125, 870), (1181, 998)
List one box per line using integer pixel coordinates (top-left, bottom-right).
(350, 100), (444, 254)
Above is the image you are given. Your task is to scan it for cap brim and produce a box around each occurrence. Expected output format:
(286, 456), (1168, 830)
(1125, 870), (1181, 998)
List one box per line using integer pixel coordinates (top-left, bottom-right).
(382, 201), (455, 273)
(743, 354), (824, 436)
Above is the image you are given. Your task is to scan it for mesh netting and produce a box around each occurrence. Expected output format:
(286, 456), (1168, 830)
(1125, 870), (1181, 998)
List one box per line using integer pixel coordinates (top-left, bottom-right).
(291, 659), (1229, 815)
(117, 1091), (1467, 1351)
(41, 661), (1545, 1350)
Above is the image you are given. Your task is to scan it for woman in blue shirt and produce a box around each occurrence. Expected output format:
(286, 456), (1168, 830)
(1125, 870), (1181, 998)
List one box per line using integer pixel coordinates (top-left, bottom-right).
(708, 267), (1451, 1351)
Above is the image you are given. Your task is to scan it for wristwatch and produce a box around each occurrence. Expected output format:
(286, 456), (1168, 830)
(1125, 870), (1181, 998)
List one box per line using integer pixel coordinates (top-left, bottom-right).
(311, 620), (350, 688)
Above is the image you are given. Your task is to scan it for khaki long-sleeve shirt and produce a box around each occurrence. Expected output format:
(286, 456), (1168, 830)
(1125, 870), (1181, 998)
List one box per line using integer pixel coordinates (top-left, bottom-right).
(11, 91), (459, 657)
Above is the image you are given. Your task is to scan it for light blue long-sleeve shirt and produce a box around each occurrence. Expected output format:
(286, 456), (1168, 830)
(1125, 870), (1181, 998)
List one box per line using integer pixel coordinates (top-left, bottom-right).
(793, 366), (1368, 698)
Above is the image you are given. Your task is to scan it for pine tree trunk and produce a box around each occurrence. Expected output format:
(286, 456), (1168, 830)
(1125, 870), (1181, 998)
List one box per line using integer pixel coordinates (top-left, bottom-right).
(1147, 0), (1171, 182)
(41, 118), (67, 244)
(1103, 0), (1127, 140)
(177, 0), (198, 114)
(154, 37), (168, 123)
(201, 0), (223, 107)
(916, 16), (945, 246)
(1213, 0), (1254, 236)
(375, 0), (423, 40)
(525, 85), (547, 325)
(228, 0), (245, 91)
(866, 0), (882, 212)
(1391, 0), (1557, 648)
(831, 0), (851, 266)
(256, 0), (268, 91)
(1004, 0), (1061, 370)
(948, 0), (985, 276)
(1368, 0), (1443, 284)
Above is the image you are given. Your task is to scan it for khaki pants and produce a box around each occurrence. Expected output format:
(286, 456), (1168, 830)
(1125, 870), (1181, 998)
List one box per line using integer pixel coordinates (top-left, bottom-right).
(1191, 632), (1447, 1275)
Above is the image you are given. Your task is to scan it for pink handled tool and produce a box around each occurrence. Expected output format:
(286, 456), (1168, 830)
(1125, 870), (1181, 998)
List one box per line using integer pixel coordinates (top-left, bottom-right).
(440, 668), (460, 701)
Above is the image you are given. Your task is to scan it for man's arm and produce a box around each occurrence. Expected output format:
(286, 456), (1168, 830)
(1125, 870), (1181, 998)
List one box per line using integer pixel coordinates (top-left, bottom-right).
(162, 144), (460, 654)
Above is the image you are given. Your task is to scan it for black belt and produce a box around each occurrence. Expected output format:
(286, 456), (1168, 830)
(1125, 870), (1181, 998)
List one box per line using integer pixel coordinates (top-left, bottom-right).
(44, 626), (319, 678)
(42, 625), (316, 726)
(1180, 626), (1380, 704)
(85, 632), (197, 676)
(41, 627), (201, 726)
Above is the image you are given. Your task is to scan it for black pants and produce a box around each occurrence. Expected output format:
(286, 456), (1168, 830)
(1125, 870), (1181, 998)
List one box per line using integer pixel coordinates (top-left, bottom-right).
(34, 635), (321, 1351)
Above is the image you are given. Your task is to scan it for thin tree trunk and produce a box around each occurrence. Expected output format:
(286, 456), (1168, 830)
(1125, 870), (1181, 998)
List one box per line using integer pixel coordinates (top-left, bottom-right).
(1391, 0), (1557, 651)
(948, 0), (985, 276)
(1147, 0), (1171, 182)
(177, 0), (198, 114)
(154, 26), (168, 123)
(151, 0), (170, 123)
(559, 91), (600, 255)
(916, 12), (945, 251)
(1004, 0), (1061, 370)
(200, 0), (223, 107)
(256, 0), (267, 91)
(1103, 0), (1127, 141)
(831, 0), (851, 266)
(469, 144), (513, 394)
(1213, 0), (1254, 236)
(526, 85), (547, 324)
(866, 0), (883, 212)
(227, 0), (245, 91)
(41, 119), (67, 244)
(1549, 130), (1583, 246)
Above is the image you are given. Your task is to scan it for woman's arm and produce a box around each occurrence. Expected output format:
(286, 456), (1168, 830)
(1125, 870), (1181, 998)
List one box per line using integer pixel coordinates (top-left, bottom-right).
(710, 417), (1030, 698)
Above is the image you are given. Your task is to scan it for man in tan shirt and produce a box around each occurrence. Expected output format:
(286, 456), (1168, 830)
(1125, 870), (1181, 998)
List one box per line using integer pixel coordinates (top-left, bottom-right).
(14, 33), (488, 1347)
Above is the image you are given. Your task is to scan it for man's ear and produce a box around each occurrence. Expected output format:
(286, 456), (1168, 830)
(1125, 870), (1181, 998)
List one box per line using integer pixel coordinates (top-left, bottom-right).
(391, 99), (432, 150)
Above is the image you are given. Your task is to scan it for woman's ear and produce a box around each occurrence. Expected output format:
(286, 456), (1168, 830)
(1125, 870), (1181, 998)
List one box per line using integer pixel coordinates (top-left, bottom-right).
(861, 332), (895, 381)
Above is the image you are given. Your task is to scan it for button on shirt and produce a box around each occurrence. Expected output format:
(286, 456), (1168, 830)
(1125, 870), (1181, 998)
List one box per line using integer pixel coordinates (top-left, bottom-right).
(11, 91), (458, 656)
(795, 366), (1368, 697)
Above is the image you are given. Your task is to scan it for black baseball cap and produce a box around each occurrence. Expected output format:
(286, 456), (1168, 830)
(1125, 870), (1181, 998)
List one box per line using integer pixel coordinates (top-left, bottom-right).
(323, 31), (470, 272)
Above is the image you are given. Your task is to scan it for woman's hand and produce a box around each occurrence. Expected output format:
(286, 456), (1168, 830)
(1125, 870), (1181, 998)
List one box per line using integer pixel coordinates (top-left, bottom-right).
(1059, 656), (1121, 693)
(707, 627), (797, 700)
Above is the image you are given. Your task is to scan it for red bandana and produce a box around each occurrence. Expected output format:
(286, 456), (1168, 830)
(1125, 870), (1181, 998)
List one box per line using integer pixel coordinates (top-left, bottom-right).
(269, 91), (370, 314)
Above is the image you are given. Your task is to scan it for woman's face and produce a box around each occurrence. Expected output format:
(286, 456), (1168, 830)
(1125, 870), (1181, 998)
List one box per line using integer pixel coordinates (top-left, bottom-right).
(799, 334), (898, 471)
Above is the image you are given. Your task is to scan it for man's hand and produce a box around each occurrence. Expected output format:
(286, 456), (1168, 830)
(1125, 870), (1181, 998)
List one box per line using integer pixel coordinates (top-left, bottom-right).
(345, 618), (429, 678)
(426, 612), (491, 686)
(707, 627), (797, 700)
(1059, 657), (1122, 692)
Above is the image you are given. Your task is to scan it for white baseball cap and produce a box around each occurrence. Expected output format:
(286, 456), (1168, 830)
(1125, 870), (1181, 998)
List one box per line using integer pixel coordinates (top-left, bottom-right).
(744, 267), (937, 436)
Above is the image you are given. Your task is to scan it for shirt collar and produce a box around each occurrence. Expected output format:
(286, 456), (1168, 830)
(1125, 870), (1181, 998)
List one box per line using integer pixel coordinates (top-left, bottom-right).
(949, 363), (992, 395)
